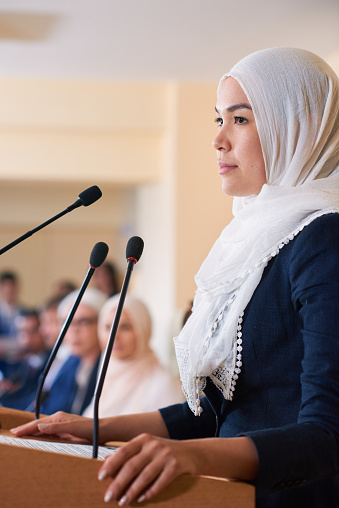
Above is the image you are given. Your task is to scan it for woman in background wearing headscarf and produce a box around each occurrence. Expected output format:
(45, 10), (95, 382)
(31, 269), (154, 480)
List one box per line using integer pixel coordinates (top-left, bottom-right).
(12, 48), (339, 507)
(84, 294), (184, 418)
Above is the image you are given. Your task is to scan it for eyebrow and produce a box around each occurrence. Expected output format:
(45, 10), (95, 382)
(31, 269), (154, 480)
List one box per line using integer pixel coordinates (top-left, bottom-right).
(215, 103), (252, 114)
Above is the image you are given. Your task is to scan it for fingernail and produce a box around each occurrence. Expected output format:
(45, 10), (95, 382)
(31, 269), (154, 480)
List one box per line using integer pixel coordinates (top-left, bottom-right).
(10, 427), (17, 433)
(138, 494), (146, 503)
(118, 495), (128, 506)
(98, 469), (108, 481)
(104, 490), (114, 503)
(38, 424), (48, 430)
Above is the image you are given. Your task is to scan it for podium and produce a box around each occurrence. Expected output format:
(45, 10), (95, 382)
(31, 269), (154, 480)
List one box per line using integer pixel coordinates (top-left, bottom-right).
(0, 407), (255, 508)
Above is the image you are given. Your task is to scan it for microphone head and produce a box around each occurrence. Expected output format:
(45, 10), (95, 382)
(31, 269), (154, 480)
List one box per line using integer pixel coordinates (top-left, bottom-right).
(126, 236), (144, 263)
(78, 186), (102, 207)
(90, 242), (109, 268)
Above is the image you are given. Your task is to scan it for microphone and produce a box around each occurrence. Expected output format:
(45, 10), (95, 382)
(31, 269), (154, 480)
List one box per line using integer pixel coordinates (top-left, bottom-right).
(0, 185), (102, 256)
(34, 241), (109, 419)
(68, 186), (102, 210)
(92, 236), (144, 458)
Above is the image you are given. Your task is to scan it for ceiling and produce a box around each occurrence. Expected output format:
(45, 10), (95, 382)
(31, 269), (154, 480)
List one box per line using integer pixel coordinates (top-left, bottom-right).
(0, 0), (338, 82)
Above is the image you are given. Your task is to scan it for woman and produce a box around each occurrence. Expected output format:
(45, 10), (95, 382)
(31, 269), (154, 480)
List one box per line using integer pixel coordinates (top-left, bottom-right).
(83, 294), (184, 417)
(39, 288), (107, 415)
(11, 48), (339, 507)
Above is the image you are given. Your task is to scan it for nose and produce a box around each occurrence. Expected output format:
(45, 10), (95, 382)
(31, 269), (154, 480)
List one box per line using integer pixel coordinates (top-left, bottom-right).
(212, 127), (231, 152)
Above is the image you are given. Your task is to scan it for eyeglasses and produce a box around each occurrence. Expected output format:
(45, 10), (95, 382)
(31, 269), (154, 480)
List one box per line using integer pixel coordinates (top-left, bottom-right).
(68, 317), (98, 328)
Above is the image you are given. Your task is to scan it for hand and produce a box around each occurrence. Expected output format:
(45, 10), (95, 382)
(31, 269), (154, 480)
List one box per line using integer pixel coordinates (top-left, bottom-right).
(98, 433), (197, 505)
(0, 379), (16, 394)
(10, 411), (93, 444)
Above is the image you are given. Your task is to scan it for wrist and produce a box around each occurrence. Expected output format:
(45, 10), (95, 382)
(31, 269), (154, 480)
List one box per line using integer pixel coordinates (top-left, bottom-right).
(181, 437), (259, 481)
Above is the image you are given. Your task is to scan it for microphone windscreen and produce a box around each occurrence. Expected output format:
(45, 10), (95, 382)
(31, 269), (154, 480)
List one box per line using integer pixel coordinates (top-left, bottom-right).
(90, 242), (109, 268)
(126, 236), (144, 262)
(78, 186), (102, 206)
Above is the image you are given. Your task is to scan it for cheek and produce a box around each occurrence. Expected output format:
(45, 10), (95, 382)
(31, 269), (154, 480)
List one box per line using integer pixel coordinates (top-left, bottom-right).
(124, 332), (138, 355)
(99, 335), (108, 350)
(64, 333), (73, 345)
(253, 133), (265, 164)
(246, 137), (266, 179)
(87, 332), (99, 348)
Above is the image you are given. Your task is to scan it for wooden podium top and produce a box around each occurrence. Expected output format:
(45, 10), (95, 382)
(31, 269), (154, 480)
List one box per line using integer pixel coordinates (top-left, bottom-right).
(0, 407), (255, 508)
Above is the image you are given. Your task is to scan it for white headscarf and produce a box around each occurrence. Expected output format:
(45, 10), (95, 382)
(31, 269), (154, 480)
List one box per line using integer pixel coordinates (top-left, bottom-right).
(174, 47), (339, 416)
(84, 294), (184, 417)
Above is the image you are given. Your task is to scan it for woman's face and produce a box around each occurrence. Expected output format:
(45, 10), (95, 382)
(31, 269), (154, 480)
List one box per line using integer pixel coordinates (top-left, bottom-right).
(213, 77), (266, 197)
(64, 303), (100, 361)
(100, 308), (137, 360)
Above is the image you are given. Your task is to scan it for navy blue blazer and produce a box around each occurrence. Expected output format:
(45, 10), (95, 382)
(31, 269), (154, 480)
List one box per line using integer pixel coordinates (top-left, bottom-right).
(40, 354), (100, 416)
(160, 213), (339, 508)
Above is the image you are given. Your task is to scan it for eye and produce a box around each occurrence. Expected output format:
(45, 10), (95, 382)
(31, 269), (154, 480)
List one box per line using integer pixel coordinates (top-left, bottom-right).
(119, 323), (133, 332)
(234, 116), (247, 125)
(214, 117), (223, 127)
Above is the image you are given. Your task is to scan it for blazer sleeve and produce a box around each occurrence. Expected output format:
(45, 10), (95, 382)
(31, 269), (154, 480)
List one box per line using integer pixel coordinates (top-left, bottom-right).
(241, 213), (339, 494)
(159, 394), (218, 440)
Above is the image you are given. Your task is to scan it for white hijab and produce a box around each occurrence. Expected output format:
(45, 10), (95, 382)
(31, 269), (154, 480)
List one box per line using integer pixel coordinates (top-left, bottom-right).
(174, 47), (339, 416)
(84, 295), (183, 417)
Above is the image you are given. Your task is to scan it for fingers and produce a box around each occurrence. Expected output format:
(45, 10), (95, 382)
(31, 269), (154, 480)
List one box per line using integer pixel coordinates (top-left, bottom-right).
(133, 462), (179, 504)
(98, 434), (184, 505)
(10, 415), (54, 437)
(116, 453), (178, 505)
(37, 420), (92, 443)
(10, 412), (91, 443)
(98, 437), (145, 486)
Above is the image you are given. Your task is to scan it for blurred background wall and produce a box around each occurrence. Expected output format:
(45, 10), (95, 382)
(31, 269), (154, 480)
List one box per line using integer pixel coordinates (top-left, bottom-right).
(0, 0), (338, 368)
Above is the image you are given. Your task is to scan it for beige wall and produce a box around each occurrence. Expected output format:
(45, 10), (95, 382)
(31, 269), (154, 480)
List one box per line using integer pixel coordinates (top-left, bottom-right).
(174, 83), (233, 309)
(0, 80), (166, 184)
(0, 181), (135, 304)
(0, 79), (233, 366)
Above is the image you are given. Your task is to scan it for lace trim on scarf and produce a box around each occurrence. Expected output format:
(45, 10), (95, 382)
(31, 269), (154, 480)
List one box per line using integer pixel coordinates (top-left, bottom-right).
(188, 209), (338, 416)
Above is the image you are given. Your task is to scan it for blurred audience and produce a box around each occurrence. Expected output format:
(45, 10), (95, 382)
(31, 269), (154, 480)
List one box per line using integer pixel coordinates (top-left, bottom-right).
(39, 288), (107, 415)
(37, 294), (70, 393)
(91, 260), (119, 297)
(0, 270), (24, 339)
(51, 279), (78, 299)
(39, 295), (64, 350)
(0, 308), (50, 409)
(84, 294), (184, 418)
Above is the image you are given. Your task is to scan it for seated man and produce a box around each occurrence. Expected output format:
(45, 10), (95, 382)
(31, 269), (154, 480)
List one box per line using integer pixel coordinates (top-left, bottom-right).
(0, 308), (50, 409)
(0, 270), (23, 339)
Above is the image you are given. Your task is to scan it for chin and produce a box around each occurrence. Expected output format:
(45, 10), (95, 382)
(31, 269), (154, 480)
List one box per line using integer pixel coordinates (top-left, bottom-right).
(112, 351), (124, 359)
(221, 184), (237, 197)
(222, 183), (262, 198)
(221, 177), (238, 197)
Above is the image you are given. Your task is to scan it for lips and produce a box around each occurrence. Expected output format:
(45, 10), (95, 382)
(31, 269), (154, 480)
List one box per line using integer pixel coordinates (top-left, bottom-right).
(217, 161), (238, 174)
